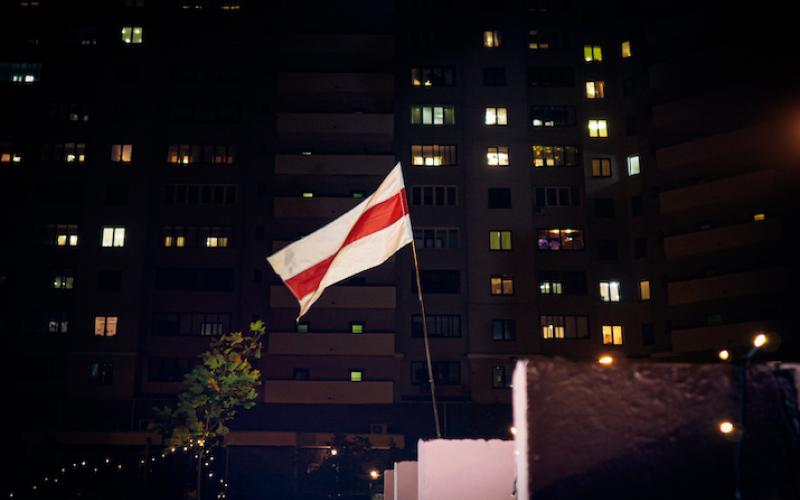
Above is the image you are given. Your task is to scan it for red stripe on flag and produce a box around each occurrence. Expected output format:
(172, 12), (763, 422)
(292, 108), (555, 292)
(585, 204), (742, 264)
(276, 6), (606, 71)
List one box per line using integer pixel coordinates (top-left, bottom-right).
(284, 189), (408, 301)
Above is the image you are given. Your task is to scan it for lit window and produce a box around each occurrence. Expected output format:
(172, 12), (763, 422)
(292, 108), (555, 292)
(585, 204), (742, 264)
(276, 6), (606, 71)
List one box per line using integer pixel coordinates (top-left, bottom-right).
(296, 322), (310, 333)
(50, 224), (79, 247)
(532, 145), (579, 168)
(539, 281), (563, 295)
(627, 155), (640, 176)
(588, 119), (608, 138)
(528, 30), (550, 50)
(489, 230), (512, 251)
(585, 81), (605, 99)
(492, 365), (512, 388)
(599, 281), (621, 302)
(52, 272), (74, 290)
(349, 369), (364, 382)
(486, 146), (509, 166)
(302, 192), (314, 199)
(352, 191), (364, 198)
(537, 229), (585, 251)
(121, 26), (143, 44)
(592, 158), (612, 177)
(351, 322), (365, 334)
(111, 144), (133, 163)
(583, 44), (603, 62)
(64, 143), (86, 163)
(621, 40), (632, 59)
(753, 212), (766, 222)
(411, 105), (455, 126)
(489, 275), (514, 296)
(639, 280), (651, 301)
(47, 314), (69, 333)
(2, 62), (41, 84)
(162, 226), (186, 248)
(602, 324), (623, 345)
(94, 316), (118, 337)
(220, 2), (240, 10)
(411, 145), (457, 166)
(485, 107), (508, 126)
(204, 226), (230, 248)
(483, 30), (501, 48)
(410, 66), (455, 87)
(101, 226), (126, 248)
(541, 315), (589, 340)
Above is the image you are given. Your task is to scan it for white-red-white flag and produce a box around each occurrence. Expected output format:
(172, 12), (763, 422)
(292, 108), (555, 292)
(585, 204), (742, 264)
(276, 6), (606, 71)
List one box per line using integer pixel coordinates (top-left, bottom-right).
(267, 163), (413, 319)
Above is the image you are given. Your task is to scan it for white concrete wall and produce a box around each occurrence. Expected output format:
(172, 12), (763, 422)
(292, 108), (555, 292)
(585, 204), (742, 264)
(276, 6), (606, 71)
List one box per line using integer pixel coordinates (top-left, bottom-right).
(394, 461), (418, 500)
(417, 439), (516, 500)
(383, 469), (395, 500)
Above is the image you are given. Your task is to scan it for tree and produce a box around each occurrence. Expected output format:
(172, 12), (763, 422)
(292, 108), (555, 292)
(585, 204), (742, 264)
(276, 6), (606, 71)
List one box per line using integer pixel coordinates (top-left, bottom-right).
(151, 321), (266, 500)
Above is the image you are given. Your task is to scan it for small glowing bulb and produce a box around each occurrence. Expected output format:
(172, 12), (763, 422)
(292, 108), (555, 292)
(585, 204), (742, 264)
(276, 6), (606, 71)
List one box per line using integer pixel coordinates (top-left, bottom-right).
(369, 469), (380, 480)
(719, 421), (735, 434)
(753, 333), (767, 348)
(208, 472), (214, 478)
(330, 448), (338, 456)
(80, 460), (86, 466)
(718, 349), (730, 361)
(105, 458), (110, 464)
(598, 355), (614, 365)
(509, 426), (517, 436)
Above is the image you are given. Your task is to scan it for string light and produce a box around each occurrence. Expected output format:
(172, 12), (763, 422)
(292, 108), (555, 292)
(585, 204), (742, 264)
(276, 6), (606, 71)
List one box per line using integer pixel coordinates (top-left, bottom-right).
(718, 349), (730, 361)
(753, 333), (767, 348)
(330, 448), (338, 456)
(369, 469), (380, 480)
(719, 420), (735, 434)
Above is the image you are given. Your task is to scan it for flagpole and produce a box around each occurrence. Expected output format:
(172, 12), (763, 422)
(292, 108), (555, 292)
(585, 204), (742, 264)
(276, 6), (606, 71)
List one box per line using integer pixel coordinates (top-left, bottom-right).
(410, 238), (443, 439)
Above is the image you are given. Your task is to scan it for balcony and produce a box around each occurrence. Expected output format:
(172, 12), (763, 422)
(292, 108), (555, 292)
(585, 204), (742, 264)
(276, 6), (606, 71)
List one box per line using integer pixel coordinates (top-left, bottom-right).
(667, 268), (787, 305)
(277, 113), (393, 147)
(663, 220), (781, 259)
(671, 320), (778, 353)
(264, 380), (394, 404)
(659, 170), (777, 214)
(268, 332), (396, 356)
(279, 73), (393, 96)
(270, 285), (396, 309)
(655, 127), (760, 170)
(274, 154), (396, 176)
(279, 34), (394, 61)
(273, 196), (359, 219)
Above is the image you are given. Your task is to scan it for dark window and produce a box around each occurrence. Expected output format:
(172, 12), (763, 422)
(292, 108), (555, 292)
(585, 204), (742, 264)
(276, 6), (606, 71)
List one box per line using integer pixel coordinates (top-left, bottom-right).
(491, 319), (516, 340)
(411, 361), (460, 385)
(626, 116), (638, 136)
(148, 357), (194, 382)
(634, 237), (648, 258)
(538, 270), (587, 295)
(488, 188), (511, 208)
(622, 77), (636, 96)
(631, 196), (643, 217)
(411, 314), (461, 338)
(642, 323), (655, 346)
(413, 227), (459, 249)
(293, 368), (310, 380)
(155, 268), (234, 291)
(528, 67), (574, 87)
(104, 185), (129, 205)
(492, 365), (513, 388)
(594, 198), (615, 218)
(483, 67), (506, 86)
(153, 312), (231, 336)
(88, 362), (113, 386)
(410, 185), (458, 206)
(412, 270), (460, 294)
(535, 186), (580, 207)
(97, 270), (122, 292)
(597, 239), (618, 260)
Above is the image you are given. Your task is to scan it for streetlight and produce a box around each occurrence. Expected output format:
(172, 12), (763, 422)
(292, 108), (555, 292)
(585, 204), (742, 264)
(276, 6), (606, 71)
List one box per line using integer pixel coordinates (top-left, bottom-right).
(753, 333), (767, 348)
(597, 355), (614, 365)
(718, 349), (730, 361)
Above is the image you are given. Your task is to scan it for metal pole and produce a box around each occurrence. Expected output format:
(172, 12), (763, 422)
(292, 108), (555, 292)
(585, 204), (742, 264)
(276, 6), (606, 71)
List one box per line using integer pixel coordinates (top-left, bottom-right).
(410, 238), (442, 438)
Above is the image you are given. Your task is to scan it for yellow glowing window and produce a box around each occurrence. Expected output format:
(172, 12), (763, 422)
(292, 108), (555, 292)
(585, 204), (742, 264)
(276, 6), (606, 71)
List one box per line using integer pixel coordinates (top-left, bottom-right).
(220, 2), (241, 10)
(111, 144), (133, 163)
(64, 143), (86, 164)
(53, 274), (74, 289)
(349, 370), (363, 382)
(639, 280), (651, 301)
(592, 158), (612, 177)
(753, 213), (766, 222)
(206, 237), (229, 248)
(585, 81), (605, 99)
(490, 276), (514, 295)
(528, 30), (550, 50)
(583, 44), (603, 62)
(486, 146), (509, 166)
(102, 226), (126, 248)
(351, 323), (365, 334)
(484, 30), (501, 48)
(302, 192), (314, 199)
(588, 119), (608, 138)
(602, 325), (623, 345)
(621, 41), (632, 59)
(489, 231), (512, 251)
(411, 145), (455, 167)
(94, 316), (118, 337)
(539, 281), (563, 295)
(121, 26), (143, 44)
(485, 107), (508, 126)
